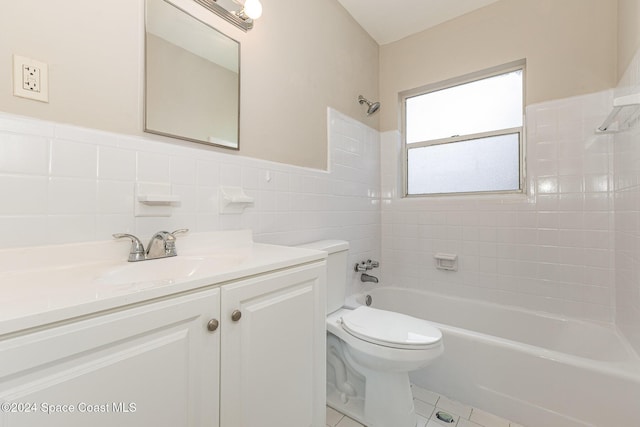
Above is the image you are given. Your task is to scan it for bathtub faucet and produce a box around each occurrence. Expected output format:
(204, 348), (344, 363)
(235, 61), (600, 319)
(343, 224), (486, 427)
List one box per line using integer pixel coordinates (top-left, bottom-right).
(360, 273), (379, 283)
(355, 259), (380, 283)
(354, 259), (379, 272)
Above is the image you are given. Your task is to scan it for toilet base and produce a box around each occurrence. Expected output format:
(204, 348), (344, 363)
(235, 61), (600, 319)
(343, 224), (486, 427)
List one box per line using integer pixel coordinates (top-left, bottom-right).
(327, 386), (365, 425)
(363, 367), (416, 427)
(327, 334), (418, 427)
(327, 371), (417, 427)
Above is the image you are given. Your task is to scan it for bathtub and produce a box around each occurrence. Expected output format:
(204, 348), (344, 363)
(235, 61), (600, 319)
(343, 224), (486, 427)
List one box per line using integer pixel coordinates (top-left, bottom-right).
(367, 287), (640, 427)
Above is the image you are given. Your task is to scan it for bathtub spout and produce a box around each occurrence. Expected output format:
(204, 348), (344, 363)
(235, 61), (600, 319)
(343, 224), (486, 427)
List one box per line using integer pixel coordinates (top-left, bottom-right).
(360, 273), (378, 283)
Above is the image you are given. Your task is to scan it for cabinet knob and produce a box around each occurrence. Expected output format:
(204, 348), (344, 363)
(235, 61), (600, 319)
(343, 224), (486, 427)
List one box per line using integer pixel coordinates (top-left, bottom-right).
(207, 319), (219, 332)
(231, 310), (242, 322)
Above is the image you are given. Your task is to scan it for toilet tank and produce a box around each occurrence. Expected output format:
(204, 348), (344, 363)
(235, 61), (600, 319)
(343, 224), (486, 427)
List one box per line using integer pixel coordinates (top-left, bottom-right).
(297, 240), (349, 314)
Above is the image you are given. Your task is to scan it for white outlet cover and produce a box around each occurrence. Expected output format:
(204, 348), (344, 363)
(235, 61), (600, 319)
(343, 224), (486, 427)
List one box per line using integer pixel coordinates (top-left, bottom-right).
(13, 55), (48, 103)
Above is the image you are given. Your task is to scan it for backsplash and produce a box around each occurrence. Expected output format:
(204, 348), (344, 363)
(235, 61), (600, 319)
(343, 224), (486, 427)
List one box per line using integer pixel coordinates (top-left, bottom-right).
(380, 90), (615, 322)
(0, 108), (381, 296)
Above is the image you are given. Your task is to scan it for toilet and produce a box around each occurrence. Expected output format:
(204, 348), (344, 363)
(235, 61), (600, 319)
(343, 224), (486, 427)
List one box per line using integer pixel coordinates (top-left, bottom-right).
(298, 240), (443, 427)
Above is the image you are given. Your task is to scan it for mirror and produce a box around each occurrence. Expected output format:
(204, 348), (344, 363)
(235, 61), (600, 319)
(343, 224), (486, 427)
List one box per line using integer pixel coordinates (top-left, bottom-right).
(145, 0), (240, 149)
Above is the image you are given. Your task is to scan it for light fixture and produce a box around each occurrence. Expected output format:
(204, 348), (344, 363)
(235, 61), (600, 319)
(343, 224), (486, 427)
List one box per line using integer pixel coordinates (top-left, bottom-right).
(192, 0), (263, 32)
(241, 0), (262, 19)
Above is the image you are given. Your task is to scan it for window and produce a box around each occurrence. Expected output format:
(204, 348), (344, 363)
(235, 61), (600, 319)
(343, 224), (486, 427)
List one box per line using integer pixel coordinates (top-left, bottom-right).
(402, 61), (525, 196)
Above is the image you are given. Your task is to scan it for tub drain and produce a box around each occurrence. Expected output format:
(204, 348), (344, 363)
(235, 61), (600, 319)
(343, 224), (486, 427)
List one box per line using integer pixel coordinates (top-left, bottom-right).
(435, 411), (455, 423)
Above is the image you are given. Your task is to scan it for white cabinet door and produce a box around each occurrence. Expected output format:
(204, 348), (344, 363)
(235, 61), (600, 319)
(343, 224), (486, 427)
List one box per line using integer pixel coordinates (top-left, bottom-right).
(0, 289), (221, 427)
(220, 262), (326, 427)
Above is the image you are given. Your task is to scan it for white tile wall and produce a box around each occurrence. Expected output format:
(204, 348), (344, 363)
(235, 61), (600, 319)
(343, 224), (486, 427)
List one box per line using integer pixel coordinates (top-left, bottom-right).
(0, 108), (380, 297)
(381, 91), (616, 322)
(2, 74), (636, 330)
(614, 46), (640, 354)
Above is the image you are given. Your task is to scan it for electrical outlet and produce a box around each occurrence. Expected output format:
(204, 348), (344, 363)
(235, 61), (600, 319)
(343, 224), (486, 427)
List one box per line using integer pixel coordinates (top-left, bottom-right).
(22, 64), (41, 92)
(13, 55), (48, 103)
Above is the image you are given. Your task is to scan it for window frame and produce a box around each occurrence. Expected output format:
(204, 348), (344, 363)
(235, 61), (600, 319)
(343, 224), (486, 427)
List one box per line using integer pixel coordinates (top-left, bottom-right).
(400, 60), (526, 198)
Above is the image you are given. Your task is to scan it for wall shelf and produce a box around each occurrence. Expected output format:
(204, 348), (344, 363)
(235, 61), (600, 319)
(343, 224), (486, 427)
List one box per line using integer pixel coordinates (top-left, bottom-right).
(135, 183), (180, 217)
(219, 186), (254, 214)
(137, 194), (181, 205)
(434, 253), (458, 271)
(596, 93), (640, 133)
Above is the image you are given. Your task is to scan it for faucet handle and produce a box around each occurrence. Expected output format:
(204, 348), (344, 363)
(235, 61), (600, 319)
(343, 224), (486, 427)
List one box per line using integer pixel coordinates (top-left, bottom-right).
(355, 259), (380, 272)
(164, 229), (188, 255)
(165, 229), (188, 256)
(113, 233), (146, 262)
(170, 228), (189, 237)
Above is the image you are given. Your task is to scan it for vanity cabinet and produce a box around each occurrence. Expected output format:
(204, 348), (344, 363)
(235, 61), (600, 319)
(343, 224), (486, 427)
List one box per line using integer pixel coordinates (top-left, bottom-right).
(220, 263), (325, 427)
(0, 288), (221, 427)
(0, 261), (325, 427)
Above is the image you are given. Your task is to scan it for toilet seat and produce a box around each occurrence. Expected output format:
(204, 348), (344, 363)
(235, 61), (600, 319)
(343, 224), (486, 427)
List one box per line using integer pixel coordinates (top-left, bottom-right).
(340, 306), (442, 350)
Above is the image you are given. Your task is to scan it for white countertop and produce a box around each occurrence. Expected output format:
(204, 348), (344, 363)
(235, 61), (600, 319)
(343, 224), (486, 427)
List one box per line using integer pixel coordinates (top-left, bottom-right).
(0, 230), (326, 336)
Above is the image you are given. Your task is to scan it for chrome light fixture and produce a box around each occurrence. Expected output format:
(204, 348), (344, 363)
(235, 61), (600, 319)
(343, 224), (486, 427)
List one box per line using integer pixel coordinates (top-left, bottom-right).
(192, 0), (263, 31)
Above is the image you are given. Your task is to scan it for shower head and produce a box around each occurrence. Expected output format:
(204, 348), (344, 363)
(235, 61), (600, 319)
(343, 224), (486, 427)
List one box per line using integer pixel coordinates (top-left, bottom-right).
(358, 95), (380, 116)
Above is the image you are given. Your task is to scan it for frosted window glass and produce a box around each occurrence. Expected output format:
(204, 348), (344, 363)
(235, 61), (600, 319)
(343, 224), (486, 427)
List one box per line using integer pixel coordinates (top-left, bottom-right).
(407, 134), (520, 195)
(406, 70), (522, 144)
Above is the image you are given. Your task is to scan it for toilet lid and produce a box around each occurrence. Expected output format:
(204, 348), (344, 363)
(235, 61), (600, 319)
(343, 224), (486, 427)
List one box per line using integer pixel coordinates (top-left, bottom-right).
(340, 306), (442, 349)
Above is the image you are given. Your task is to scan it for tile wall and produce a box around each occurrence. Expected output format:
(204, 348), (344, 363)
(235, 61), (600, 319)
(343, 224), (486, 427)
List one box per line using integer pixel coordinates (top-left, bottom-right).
(380, 91), (616, 322)
(1, 78), (636, 329)
(0, 108), (380, 297)
(614, 46), (640, 353)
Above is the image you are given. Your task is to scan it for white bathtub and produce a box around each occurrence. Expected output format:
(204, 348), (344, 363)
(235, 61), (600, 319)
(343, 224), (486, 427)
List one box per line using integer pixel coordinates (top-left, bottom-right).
(367, 287), (640, 427)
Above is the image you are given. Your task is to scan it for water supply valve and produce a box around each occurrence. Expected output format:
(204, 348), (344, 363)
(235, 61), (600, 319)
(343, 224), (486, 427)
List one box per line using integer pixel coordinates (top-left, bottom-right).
(354, 259), (379, 272)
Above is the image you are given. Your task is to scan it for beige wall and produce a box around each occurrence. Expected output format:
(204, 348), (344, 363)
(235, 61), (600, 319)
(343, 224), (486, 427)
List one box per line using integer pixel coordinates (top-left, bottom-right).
(379, 0), (618, 132)
(0, 0), (378, 170)
(618, 0), (640, 80)
(0, 0), (141, 136)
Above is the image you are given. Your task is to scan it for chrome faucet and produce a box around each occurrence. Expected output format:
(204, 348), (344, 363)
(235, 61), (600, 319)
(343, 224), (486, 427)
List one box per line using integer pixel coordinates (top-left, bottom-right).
(113, 229), (188, 262)
(355, 259), (380, 283)
(360, 273), (379, 283)
(112, 233), (146, 262)
(146, 231), (177, 259)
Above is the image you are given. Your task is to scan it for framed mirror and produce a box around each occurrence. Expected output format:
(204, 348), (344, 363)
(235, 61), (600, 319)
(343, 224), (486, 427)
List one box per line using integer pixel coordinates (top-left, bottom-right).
(145, 0), (240, 149)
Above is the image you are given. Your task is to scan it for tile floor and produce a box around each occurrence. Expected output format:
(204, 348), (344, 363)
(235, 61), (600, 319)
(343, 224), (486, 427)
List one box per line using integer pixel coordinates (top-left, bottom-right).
(326, 384), (526, 427)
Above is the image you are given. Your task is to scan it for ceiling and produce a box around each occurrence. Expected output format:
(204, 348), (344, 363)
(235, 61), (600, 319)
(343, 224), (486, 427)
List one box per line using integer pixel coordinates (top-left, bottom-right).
(336, 0), (501, 45)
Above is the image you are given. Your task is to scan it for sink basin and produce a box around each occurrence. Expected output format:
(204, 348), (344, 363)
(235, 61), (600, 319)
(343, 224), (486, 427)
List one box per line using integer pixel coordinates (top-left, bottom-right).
(96, 250), (250, 286)
(97, 256), (209, 286)
(0, 230), (315, 334)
